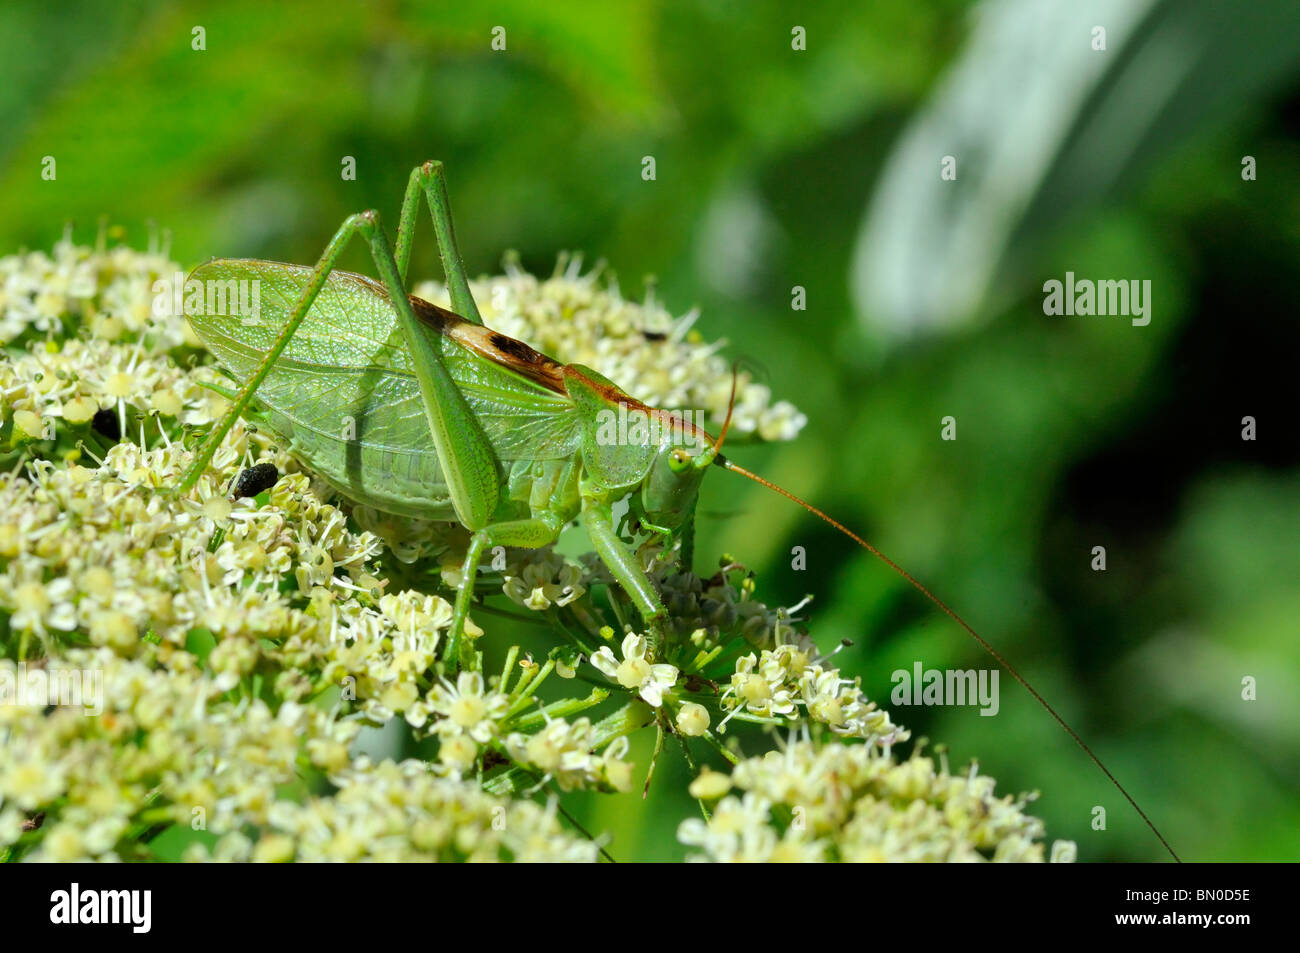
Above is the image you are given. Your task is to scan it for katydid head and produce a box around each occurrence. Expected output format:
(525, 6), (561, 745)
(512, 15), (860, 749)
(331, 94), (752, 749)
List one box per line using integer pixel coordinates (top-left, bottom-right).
(637, 434), (710, 529)
(566, 362), (728, 531)
(637, 370), (737, 530)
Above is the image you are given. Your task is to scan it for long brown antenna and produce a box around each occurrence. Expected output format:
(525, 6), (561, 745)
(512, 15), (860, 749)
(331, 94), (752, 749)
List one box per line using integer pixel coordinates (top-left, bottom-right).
(712, 366), (740, 457)
(719, 456), (1181, 863)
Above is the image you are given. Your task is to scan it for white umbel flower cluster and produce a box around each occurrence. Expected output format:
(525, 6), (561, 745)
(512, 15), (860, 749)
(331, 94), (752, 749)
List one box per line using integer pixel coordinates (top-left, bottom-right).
(680, 740), (1075, 863)
(0, 236), (1069, 863)
(719, 642), (907, 744)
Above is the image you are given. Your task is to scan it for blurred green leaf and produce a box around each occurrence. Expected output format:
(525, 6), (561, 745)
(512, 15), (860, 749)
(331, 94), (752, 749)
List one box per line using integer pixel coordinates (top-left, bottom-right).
(852, 0), (1300, 338)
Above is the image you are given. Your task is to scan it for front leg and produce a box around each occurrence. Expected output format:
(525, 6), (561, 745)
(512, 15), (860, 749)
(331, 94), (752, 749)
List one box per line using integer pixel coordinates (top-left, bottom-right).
(582, 495), (670, 657)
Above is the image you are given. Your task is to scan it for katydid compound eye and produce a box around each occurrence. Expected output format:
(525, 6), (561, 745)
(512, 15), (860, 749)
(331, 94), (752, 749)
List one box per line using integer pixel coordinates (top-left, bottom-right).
(667, 450), (693, 473)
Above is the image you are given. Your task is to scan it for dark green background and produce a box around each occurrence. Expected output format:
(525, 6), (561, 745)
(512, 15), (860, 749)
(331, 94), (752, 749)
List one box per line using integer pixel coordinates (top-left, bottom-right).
(4, 0), (1297, 861)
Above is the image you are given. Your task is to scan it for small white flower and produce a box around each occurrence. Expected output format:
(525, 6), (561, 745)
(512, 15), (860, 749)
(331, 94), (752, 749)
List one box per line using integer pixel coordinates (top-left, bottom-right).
(718, 651), (797, 726)
(676, 702), (710, 737)
(428, 671), (508, 743)
(590, 633), (678, 707)
(505, 717), (603, 791)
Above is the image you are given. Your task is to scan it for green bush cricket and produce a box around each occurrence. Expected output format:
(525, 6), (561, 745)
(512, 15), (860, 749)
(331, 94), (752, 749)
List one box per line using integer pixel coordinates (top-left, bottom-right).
(176, 160), (1178, 861)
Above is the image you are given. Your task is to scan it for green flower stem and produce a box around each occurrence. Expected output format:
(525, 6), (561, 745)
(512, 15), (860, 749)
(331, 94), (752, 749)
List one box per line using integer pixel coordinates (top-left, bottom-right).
(552, 607), (600, 659)
(703, 637), (753, 675)
(683, 643), (725, 675)
(499, 644), (520, 691)
(698, 727), (742, 767)
(568, 670), (631, 695)
(137, 806), (175, 825)
(472, 602), (551, 627)
(508, 687), (610, 732)
(673, 732), (711, 823)
(642, 718), (666, 797)
(590, 699), (653, 749)
(481, 764), (529, 796)
(507, 659), (555, 716)
(672, 689), (724, 704)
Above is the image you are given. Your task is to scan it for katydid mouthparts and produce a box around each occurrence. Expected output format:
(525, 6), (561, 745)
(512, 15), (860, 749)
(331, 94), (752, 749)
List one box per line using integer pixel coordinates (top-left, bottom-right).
(176, 160), (1179, 862)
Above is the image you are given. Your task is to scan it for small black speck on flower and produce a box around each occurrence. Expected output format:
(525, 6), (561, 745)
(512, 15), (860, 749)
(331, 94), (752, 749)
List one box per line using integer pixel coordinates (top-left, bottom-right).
(91, 408), (120, 441)
(231, 462), (279, 498)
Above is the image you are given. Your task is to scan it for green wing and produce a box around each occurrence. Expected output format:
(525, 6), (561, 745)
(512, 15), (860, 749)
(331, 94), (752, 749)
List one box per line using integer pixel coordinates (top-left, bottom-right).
(186, 258), (582, 519)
